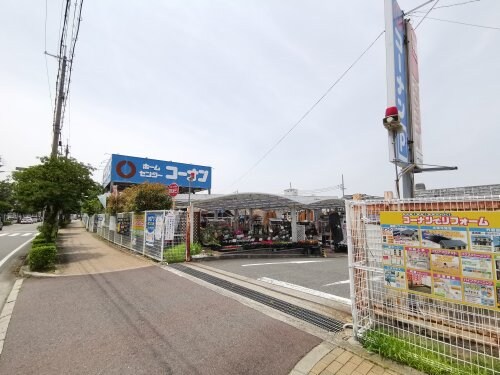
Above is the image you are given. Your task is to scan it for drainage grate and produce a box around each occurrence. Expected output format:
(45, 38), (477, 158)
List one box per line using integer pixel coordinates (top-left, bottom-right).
(169, 264), (344, 333)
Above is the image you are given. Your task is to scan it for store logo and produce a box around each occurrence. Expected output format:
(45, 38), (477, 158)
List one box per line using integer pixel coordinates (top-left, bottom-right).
(116, 160), (136, 179)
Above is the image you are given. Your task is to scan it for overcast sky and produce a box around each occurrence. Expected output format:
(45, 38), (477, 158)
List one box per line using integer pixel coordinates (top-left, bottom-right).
(1, 0), (499, 196)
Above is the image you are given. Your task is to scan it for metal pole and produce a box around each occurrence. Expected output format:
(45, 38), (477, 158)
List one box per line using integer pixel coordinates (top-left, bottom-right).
(402, 19), (415, 199)
(51, 56), (67, 158)
(186, 179), (191, 261)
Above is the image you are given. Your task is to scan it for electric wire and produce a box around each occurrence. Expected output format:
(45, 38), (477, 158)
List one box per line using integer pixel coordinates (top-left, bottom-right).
(433, 0), (480, 9)
(415, 0), (441, 29)
(228, 30), (386, 189)
(44, 0), (53, 107)
(412, 15), (500, 30)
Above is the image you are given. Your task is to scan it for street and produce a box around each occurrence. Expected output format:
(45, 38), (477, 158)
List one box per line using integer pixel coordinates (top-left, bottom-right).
(0, 222), (37, 311)
(0, 265), (321, 375)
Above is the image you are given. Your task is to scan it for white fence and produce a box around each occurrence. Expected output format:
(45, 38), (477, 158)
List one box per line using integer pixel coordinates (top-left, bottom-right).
(346, 196), (500, 374)
(83, 210), (187, 262)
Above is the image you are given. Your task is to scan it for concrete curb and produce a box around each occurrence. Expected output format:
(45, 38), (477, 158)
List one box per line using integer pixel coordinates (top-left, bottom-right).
(0, 279), (24, 357)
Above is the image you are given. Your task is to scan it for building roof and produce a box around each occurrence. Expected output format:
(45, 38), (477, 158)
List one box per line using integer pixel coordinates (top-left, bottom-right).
(173, 192), (346, 211)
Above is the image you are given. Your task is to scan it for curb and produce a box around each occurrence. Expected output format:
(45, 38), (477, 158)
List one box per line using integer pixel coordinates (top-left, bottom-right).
(0, 279), (24, 357)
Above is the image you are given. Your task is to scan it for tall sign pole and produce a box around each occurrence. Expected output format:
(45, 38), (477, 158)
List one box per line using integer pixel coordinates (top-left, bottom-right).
(384, 0), (414, 198)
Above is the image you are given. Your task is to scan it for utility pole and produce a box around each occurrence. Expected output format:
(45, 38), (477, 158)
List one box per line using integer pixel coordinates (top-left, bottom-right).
(51, 56), (67, 158)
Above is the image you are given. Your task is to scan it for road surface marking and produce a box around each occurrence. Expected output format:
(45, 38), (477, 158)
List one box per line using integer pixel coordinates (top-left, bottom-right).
(0, 234), (7, 237)
(0, 237), (34, 269)
(21, 233), (33, 237)
(7, 233), (20, 237)
(323, 279), (350, 287)
(242, 260), (328, 267)
(258, 277), (351, 305)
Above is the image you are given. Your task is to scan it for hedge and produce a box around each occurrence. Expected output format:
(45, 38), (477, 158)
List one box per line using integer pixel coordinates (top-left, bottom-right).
(29, 244), (57, 271)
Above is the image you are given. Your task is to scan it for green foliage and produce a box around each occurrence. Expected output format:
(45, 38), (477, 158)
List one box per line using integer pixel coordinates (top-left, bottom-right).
(0, 180), (14, 215)
(362, 328), (500, 375)
(13, 156), (96, 239)
(29, 244), (57, 271)
(32, 236), (52, 246)
(2, 220), (12, 226)
(106, 194), (126, 215)
(121, 182), (172, 212)
(81, 183), (104, 216)
(163, 242), (203, 263)
(38, 222), (58, 242)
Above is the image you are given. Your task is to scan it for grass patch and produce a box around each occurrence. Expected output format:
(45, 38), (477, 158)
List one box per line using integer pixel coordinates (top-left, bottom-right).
(163, 242), (203, 263)
(362, 328), (500, 375)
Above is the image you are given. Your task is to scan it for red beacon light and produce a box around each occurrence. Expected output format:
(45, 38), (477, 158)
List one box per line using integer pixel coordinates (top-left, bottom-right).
(383, 106), (402, 131)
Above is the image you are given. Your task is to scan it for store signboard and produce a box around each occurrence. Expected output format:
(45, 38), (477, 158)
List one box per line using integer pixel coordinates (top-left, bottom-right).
(381, 211), (500, 311)
(407, 22), (423, 166)
(105, 154), (212, 190)
(384, 0), (409, 165)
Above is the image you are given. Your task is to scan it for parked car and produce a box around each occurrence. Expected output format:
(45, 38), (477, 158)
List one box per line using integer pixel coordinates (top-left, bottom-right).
(21, 217), (33, 224)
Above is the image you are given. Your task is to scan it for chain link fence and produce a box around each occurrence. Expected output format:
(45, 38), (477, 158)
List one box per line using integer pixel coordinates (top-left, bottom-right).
(346, 195), (500, 374)
(84, 210), (188, 262)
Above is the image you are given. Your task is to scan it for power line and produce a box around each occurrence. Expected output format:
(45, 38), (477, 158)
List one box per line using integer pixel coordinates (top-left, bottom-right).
(433, 0), (480, 9)
(415, 0), (442, 29)
(412, 15), (500, 30)
(227, 30), (385, 189)
(44, 0), (53, 107)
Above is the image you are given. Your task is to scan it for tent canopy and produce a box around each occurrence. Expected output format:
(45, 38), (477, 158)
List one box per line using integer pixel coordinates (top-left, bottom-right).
(173, 192), (345, 211)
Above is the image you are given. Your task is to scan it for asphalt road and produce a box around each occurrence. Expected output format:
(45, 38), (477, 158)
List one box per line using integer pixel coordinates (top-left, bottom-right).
(200, 257), (351, 300)
(0, 222), (38, 311)
(0, 266), (321, 374)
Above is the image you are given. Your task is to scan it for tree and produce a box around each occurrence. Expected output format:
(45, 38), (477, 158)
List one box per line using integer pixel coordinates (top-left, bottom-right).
(13, 156), (97, 240)
(119, 182), (172, 212)
(0, 180), (14, 218)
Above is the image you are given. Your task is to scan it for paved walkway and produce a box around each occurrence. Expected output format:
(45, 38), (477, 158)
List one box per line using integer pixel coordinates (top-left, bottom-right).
(290, 340), (421, 375)
(23, 221), (420, 375)
(50, 221), (150, 276)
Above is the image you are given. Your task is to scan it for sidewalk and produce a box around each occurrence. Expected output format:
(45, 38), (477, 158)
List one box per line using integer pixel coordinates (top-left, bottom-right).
(24, 221), (151, 276)
(23, 222), (420, 375)
(289, 338), (422, 375)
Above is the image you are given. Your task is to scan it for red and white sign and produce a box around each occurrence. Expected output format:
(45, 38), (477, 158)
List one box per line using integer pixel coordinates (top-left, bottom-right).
(168, 183), (179, 197)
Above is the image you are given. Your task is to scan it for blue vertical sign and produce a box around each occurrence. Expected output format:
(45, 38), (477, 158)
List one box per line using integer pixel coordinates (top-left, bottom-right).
(385, 0), (409, 164)
(145, 213), (156, 247)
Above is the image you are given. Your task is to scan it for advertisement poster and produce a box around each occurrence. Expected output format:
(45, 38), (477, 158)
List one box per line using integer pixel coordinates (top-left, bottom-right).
(495, 254), (500, 280)
(407, 269), (432, 294)
(470, 228), (500, 252)
(145, 213), (156, 247)
(405, 247), (430, 270)
(420, 226), (467, 249)
(154, 214), (163, 241)
(109, 216), (116, 232)
(132, 214), (144, 246)
(463, 278), (495, 307)
(433, 274), (462, 301)
(496, 283), (500, 309)
(117, 217), (130, 236)
(382, 225), (420, 246)
(380, 211), (500, 311)
(384, 266), (406, 289)
(461, 252), (493, 280)
(383, 244), (404, 266)
(164, 211), (176, 241)
(431, 249), (461, 276)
